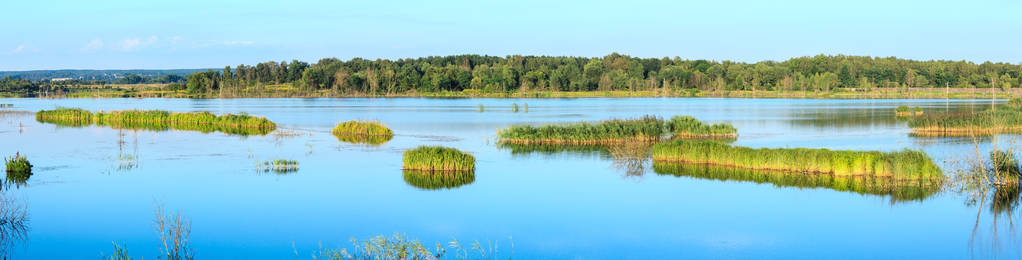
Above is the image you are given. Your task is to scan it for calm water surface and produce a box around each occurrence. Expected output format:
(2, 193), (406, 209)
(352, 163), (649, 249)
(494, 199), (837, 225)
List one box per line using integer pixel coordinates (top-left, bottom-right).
(0, 97), (1018, 259)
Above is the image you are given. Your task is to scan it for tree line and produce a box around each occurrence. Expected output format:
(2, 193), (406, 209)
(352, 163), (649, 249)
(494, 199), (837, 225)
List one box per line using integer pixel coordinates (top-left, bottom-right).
(182, 53), (1021, 96)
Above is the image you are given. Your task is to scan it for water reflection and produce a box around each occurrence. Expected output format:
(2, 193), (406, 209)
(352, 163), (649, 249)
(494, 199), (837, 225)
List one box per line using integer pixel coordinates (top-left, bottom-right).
(653, 162), (941, 202)
(499, 143), (653, 178)
(334, 134), (393, 146)
(0, 194), (28, 257)
(402, 170), (475, 190)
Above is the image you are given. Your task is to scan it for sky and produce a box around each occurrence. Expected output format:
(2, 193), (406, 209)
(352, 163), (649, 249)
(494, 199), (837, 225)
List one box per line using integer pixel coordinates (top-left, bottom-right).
(2, 0), (1021, 70)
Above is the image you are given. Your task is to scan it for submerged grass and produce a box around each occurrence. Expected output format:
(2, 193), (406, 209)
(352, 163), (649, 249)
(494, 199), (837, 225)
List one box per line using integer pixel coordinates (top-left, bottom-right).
(651, 140), (943, 179)
(653, 162), (941, 202)
(402, 146), (475, 172)
(403, 170), (476, 190)
(35, 107), (94, 126)
(909, 98), (1022, 136)
(498, 115), (735, 145)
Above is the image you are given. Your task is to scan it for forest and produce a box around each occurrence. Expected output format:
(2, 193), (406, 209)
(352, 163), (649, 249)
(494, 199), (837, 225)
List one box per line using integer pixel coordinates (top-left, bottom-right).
(4, 54), (1022, 97)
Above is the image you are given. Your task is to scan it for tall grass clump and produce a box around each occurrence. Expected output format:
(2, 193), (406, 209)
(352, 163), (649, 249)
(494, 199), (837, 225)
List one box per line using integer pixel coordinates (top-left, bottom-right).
(909, 102), (1022, 136)
(35, 107), (94, 126)
(511, 103), (520, 112)
(94, 110), (276, 135)
(402, 146), (475, 172)
(651, 140), (943, 180)
(498, 115), (666, 145)
(664, 115), (737, 138)
(4, 153), (31, 178)
(332, 120), (394, 137)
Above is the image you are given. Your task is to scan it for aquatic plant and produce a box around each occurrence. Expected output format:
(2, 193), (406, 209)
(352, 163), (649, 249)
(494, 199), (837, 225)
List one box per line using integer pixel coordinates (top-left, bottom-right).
(101, 243), (136, 260)
(523, 103), (529, 113)
(402, 146), (475, 172)
(154, 203), (194, 260)
(908, 103), (1022, 136)
(261, 159), (299, 173)
(477, 104), (484, 112)
(3, 153), (31, 178)
(895, 105), (923, 116)
(498, 115), (734, 144)
(35, 107), (94, 126)
(664, 115), (737, 138)
(651, 140), (943, 179)
(403, 170), (475, 190)
(498, 115), (666, 145)
(990, 150), (1021, 180)
(96, 110), (276, 132)
(332, 120), (394, 137)
(315, 233), (513, 260)
(511, 103), (519, 112)
(653, 162), (941, 202)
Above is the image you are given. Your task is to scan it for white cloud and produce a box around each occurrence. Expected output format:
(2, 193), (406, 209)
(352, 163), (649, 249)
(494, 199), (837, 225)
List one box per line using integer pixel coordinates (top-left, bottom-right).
(82, 39), (104, 52)
(11, 45), (25, 54)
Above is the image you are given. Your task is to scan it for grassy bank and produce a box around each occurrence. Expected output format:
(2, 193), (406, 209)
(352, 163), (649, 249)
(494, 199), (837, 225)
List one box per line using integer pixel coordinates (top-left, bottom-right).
(402, 146), (475, 172)
(498, 115), (735, 145)
(36, 108), (277, 135)
(651, 140), (943, 179)
(908, 100), (1022, 136)
(653, 162), (940, 202)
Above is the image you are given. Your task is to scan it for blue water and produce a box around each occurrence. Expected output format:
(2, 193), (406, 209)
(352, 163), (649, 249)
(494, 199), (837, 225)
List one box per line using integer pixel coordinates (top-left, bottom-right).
(0, 97), (1017, 259)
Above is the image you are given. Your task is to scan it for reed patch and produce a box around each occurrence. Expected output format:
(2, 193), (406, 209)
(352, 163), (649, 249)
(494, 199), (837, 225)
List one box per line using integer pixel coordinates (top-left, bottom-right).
(498, 115), (736, 145)
(35, 108), (277, 135)
(402, 146), (475, 172)
(651, 140), (943, 180)
(332, 120), (394, 145)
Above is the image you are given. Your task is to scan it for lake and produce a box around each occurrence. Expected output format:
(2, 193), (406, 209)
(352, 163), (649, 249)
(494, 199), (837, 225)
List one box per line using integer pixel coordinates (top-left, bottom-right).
(0, 97), (1017, 259)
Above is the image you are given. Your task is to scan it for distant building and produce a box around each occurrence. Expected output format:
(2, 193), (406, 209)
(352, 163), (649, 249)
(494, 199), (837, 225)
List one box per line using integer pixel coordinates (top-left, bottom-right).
(51, 78), (72, 82)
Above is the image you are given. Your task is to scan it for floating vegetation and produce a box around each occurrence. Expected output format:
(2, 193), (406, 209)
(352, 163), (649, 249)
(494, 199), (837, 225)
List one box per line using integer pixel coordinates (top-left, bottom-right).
(523, 103), (529, 113)
(4, 153), (31, 178)
(402, 146), (475, 172)
(35, 108), (277, 135)
(653, 162), (941, 202)
(651, 140), (943, 180)
(894, 105), (923, 117)
(498, 115), (734, 145)
(315, 233), (512, 260)
(477, 104), (485, 112)
(260, 159), (299, 173)
(511, 103), (520, 112)
(908, 99), (1022, 136)
(403, 170), (475, 190)
(664, 115), (737, 139)
(0, 104), (13, 109)
(35, 107), (94, 127)
(332, 120), (394, 145)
